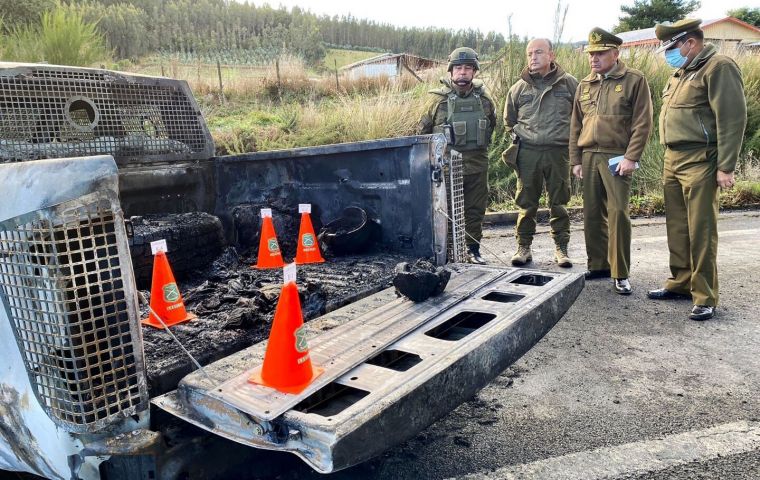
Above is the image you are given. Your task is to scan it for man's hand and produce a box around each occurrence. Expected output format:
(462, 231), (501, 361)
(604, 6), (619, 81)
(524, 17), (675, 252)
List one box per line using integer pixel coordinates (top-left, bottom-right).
(717, 170), (735, 188)
(572, 165), (583, 179)
(617, 158), (637, 176)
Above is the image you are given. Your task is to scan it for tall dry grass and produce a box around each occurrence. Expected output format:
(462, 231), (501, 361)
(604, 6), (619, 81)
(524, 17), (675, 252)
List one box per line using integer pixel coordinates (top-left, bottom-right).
(138, 45), (760, 210)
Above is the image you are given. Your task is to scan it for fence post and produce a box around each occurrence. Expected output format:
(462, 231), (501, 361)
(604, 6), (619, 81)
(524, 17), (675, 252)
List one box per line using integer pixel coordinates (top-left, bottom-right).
(217, 59), (225, 104)
(276, 58), (282, 101)
(334, 59), (340, 91)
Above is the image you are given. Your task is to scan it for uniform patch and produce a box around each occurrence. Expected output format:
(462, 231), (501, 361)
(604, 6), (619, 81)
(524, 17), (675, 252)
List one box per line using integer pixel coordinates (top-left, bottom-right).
(580, 93), (590, 101)
(615, 85), (623, 93)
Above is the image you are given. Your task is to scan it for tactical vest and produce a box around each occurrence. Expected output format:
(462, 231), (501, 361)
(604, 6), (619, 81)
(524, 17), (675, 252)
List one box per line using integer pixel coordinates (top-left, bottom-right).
(433, 86), (490, 152)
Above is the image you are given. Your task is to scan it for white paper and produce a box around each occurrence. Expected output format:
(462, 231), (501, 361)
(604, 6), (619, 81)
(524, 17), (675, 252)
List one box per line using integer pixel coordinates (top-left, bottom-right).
(150, 239), (168, 255)
(283, 263), (297, 284)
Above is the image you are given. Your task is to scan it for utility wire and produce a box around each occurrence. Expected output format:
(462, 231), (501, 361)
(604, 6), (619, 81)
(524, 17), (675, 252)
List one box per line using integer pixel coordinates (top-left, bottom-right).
(435, 207), (512, 267)
(147, 305), (215, 384)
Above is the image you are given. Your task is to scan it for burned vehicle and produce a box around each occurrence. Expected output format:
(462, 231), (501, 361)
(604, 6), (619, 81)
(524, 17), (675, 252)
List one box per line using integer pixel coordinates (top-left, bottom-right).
(0, 63), (583, 479)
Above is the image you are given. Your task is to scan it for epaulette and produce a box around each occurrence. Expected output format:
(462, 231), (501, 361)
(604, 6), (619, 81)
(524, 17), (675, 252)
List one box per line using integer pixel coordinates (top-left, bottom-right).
(428, 86), (453, 97)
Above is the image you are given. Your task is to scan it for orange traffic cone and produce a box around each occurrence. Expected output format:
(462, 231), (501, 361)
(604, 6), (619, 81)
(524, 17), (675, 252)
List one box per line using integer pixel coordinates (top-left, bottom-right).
(142, 250), (196, 329)
(295, 204), (325, 265)
(249, 264), (323, 394)
(255, 208), (285, 269)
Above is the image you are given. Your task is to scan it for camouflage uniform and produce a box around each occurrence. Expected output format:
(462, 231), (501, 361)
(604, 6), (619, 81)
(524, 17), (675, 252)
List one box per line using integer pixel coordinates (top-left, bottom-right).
(417, 77), (497, 251)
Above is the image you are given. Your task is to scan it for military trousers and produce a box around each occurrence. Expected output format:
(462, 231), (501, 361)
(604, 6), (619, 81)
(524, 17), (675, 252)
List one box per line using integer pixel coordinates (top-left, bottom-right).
(514, 145), (571, 247)
(581, 151), (632, 278)
(463, 170), (489, 247)
(662, 147), (720, 306)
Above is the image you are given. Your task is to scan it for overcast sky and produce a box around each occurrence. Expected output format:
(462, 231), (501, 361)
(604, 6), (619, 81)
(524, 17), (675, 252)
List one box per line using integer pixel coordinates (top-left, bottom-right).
(259, 0), (753, 43)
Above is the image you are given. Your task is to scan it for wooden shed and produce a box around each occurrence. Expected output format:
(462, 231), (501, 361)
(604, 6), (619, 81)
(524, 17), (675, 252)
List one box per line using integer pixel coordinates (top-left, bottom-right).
(340, 53), (443, 81)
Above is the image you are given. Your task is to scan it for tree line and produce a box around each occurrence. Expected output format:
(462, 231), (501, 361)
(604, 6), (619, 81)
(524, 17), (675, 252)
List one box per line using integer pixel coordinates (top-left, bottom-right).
(0, 0), (506, 63)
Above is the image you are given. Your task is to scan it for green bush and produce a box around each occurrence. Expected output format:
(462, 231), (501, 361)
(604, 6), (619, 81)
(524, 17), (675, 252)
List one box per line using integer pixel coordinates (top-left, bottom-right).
(1, 2), (110, 66)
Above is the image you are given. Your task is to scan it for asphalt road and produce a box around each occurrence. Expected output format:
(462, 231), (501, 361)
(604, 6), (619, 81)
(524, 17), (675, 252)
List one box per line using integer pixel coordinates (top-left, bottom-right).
(263, 210), (760, 480)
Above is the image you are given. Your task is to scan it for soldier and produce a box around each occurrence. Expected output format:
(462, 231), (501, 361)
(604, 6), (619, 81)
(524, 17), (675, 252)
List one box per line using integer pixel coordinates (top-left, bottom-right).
(417, 47), (497, 264)
(569, 28), (653, 294)
(647, 19), (747, 321)
(505, 38), (578, 268)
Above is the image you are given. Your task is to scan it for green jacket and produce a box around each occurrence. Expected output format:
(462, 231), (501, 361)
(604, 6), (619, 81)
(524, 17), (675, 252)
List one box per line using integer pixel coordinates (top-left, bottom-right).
(417, 77), (497, 175)
(504, 63), (578, 148)
(659, 43), (747, 172)
(569, 61), (653, 166)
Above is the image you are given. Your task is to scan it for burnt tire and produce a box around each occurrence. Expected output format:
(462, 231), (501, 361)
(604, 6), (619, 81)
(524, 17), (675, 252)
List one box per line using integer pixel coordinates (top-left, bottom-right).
(128, 212), (225, 290)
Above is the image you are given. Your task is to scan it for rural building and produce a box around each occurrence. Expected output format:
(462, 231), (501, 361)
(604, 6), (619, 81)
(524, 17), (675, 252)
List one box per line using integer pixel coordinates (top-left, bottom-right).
(617, 17), (760, 52)
(340, 53), (442, 81)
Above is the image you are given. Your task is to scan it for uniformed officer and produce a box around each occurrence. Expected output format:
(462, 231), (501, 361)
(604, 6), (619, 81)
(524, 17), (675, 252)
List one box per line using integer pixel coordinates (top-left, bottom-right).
(569, 28), (653, 294)
(647, 19), (747, 321)
(505, 38), (578, 268)
(417, 47), (497, 264)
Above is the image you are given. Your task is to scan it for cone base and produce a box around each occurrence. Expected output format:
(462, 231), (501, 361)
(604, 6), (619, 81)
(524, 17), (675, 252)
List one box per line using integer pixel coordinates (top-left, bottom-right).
(248, 364), (325, 395)
(253, 261), (285, 270)
(141, 311), (197, 329)
(294, 257), (325, 265)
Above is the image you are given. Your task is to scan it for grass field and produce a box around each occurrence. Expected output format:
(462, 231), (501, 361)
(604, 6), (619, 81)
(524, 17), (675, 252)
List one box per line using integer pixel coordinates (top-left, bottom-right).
(320, 48), (385, 71)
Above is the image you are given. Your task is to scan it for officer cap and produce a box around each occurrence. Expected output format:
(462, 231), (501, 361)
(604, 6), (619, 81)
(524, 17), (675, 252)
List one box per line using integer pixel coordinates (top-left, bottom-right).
(447, 47), (480, 72)
(654, 18), (702, 53)
(584, 27), (623, 53)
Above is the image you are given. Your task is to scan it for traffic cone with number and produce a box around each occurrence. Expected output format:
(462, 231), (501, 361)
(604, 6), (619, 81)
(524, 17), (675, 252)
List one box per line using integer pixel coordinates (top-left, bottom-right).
(249, 264), (323, 394)
(255, 208), (285, 269)
(295, 204), (325, 265)
(142, 251), (196, 329)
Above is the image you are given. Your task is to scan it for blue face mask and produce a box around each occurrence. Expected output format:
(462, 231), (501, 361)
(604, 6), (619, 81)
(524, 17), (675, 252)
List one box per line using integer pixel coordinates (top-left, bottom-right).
(664, 47), (687, 69)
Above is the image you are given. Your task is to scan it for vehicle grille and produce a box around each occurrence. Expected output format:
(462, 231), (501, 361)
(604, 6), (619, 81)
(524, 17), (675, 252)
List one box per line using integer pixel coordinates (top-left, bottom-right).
(0, 194), (148, 432)
(0, 63), (214, 165)
(447, 150), (466, 263)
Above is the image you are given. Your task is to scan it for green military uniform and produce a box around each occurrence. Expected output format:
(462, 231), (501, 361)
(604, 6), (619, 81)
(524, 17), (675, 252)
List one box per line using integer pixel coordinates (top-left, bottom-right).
(569, 28), (653, 279)
(417, 77), (497, 249)
(656, 19), (747, 306)
(505, 62), (578, 249)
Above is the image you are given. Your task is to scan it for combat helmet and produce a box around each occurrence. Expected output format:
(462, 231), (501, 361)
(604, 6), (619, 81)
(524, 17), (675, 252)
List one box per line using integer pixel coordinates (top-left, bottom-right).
(447, 47), (480, 72)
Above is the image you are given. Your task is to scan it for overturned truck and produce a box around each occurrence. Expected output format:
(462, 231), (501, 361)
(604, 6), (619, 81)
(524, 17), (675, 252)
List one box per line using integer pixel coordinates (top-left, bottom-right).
(0, 63), (584, 479)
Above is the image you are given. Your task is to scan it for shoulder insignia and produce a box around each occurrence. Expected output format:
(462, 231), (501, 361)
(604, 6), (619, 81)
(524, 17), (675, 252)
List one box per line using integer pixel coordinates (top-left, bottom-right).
(615, 84), (622, 92)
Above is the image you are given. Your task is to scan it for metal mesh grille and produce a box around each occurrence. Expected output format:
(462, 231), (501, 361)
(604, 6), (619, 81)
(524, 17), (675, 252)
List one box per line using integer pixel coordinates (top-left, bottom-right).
(446, 150), (466, 263)
(0, 198), (147, 432)
(0, 64), (212, 164)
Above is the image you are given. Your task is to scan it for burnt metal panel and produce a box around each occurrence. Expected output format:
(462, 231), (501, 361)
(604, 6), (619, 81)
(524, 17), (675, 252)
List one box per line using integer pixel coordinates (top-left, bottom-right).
(0, 62), (214, 167)
(0, 156), (149, 433)
(214, 135), (450, 260)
